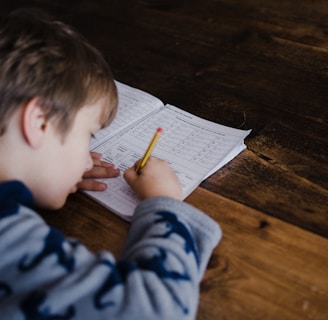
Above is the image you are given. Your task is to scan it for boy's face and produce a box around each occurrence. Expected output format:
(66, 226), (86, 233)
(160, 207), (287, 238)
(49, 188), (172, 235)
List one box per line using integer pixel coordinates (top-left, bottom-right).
(35, 99), (106, 209)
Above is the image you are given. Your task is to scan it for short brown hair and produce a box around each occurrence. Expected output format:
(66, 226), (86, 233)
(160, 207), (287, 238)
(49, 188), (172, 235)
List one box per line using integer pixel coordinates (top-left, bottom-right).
(0, 9), (117, 137)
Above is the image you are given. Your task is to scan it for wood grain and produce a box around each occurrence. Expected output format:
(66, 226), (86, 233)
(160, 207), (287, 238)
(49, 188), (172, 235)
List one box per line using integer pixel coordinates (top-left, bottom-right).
(187, 188), (328, 320)
(36, 0), (327, 236)
(4, 0), (328, 319)
(40, 188), (328, 320)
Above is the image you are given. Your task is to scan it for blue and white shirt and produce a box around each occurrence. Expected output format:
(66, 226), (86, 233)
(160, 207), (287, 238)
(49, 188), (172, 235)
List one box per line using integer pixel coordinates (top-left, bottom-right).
(0, 180), (221, 320)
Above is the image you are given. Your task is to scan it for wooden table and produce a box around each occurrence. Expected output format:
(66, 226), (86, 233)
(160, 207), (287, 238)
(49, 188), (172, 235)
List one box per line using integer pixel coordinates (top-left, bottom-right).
(4, 1), (328, 319)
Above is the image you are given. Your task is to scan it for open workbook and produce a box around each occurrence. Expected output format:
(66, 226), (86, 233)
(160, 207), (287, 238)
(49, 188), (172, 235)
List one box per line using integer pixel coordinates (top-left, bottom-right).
(85, 81), (251, 220)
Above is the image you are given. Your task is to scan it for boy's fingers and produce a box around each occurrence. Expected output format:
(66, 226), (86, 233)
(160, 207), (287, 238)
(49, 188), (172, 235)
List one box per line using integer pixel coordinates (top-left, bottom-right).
(83, 166), (120, 179)
(123, 166), (137, 184)
(90, 152), (102, 159)
(90, 158), (114, 168)
(77, 180), (107, 191)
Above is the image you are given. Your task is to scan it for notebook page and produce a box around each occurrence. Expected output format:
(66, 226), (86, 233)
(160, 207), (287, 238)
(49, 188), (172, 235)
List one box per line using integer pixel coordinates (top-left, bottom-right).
(90, 81), (164, 149)
(86, 104), (251, 219)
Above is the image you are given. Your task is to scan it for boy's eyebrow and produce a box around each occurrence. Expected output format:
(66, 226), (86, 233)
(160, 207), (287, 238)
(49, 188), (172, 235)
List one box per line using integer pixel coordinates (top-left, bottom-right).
(99, 101), (116, 129)
(99, 116), (107, 129)
(99, 107), (109, 129)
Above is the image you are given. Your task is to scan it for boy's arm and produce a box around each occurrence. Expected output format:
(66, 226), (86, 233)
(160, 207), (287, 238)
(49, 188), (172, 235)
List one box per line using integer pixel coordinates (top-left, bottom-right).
(1, 189), (220, 320)
(66, 197), (220, 319)
(1, 156), (221, 319)
(119, 196), (222, 317)
(83, 157), (221, 318)
(58, 200), (220, 319)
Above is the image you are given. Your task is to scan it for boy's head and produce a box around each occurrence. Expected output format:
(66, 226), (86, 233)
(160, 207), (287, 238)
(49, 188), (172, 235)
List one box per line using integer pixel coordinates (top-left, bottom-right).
(0, 9), (117, 137)
(0, 9), (118, 209)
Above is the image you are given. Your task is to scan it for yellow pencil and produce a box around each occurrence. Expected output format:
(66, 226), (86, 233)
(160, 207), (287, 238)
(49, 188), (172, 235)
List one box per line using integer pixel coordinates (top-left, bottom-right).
(136, 127), (163, 174)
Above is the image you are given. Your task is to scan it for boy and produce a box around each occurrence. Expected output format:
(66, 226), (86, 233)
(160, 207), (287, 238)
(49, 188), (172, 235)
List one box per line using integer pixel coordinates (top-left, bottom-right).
(0, 9), (221, 320)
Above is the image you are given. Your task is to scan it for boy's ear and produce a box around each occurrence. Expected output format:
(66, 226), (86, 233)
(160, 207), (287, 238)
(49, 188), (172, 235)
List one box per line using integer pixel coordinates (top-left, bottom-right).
(22, 98), (48, 148)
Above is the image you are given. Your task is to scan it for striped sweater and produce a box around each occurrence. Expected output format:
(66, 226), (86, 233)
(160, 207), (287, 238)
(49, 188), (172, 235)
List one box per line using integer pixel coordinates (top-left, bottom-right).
(0, 180), (221, 320)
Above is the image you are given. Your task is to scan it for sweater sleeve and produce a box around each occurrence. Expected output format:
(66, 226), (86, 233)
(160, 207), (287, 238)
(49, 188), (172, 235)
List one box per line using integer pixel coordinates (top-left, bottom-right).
(118, 197), (222, 319)
(0, 197), (221, 320)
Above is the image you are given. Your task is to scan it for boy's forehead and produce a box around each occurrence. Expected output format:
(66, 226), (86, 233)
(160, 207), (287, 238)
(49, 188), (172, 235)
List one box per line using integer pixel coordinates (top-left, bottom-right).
(79, 99), (105, 123)
(99, 99), (112, 127)
(82, 97), (112, 128)
(99, 95), (117, 128)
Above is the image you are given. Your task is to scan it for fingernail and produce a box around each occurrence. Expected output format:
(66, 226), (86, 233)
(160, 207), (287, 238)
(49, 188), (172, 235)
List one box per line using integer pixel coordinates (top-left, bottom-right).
(93, 152), (102, 158)
(103, 162), (114, 167)
(99, 183), (107, 190)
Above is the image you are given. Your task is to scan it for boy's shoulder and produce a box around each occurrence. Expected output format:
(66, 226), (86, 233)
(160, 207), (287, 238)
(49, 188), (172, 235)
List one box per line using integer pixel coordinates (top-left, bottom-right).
(0, 180), (35, 219)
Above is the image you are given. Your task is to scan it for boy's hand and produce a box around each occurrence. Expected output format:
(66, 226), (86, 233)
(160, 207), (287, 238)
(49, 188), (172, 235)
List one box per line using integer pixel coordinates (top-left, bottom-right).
(77, 152), (120, 191)
(124, 157), (183, 201)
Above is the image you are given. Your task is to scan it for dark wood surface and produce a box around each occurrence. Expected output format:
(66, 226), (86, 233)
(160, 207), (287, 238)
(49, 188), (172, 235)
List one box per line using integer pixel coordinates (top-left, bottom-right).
(3, 1), (327, 319)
